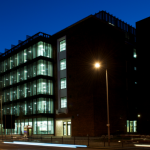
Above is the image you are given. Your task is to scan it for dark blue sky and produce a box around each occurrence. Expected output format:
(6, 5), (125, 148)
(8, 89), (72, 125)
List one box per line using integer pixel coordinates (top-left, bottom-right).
(0, 0), (150, 53)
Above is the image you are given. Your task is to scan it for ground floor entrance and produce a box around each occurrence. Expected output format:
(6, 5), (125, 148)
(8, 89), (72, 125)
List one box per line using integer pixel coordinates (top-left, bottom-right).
(55, 118), (71, 136)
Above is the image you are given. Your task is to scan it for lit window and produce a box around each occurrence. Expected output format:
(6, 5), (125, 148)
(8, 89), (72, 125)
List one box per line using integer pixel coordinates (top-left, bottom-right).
(61, 97), (67, 108)
(60, 59), (66, 70)
(127, 120), (129, 132)
(127, 120), (137, 133)
(133, 49), (137, 58)
(138, 114), (141, 118)
(133, 121), (137, 132)
(134, 67), (137, 70)
(61, 78), (66, 89)
(135, 82), (137, 84)
(60, 40), (66, 52)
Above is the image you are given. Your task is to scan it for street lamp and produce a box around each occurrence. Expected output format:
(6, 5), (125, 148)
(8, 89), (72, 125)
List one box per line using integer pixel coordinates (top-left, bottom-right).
(94, 62), (110, 146)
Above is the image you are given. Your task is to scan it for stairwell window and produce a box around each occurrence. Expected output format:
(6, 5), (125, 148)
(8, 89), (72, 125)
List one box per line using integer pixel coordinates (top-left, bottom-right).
(60, 40), (66, 52)
(134, 67), (137, 70)
(61, 78), (66, 89)
(133, 49), (137, 58)
(61, 97), (67, 108)
(60, 59), (66, 70)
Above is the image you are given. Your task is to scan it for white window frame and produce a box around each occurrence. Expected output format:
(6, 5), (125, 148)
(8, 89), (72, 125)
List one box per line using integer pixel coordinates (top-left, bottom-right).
(61, 78), (66, 89)
(60, 40), (66, 52)
(60, 59), (66, 70)
(61, 97), (67, 108)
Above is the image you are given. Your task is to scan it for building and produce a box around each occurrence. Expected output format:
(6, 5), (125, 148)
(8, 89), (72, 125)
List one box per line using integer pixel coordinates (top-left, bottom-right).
(0, 10), (147, 136)
(0, 33), (54, 135)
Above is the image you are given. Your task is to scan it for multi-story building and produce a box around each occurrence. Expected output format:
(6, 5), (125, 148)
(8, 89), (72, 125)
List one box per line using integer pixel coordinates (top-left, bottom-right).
(0, 10), (147, 136)
(0, 33), (54, 135)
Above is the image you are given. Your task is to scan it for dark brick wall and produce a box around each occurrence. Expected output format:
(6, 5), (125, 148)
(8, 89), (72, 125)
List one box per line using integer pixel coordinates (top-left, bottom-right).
(53, 16), (127, 136)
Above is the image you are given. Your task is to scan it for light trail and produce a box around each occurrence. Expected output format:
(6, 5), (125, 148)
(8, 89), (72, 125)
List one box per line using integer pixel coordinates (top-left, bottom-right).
(134, 144), (150, 147)
(4, 141), (87, 148)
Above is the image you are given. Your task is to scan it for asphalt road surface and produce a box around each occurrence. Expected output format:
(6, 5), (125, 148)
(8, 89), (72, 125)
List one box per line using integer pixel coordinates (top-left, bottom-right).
(0, 142), (150, 150)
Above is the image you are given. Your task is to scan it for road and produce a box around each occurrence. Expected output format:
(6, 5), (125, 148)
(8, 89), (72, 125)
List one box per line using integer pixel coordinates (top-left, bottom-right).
(0, 142), (150, 150)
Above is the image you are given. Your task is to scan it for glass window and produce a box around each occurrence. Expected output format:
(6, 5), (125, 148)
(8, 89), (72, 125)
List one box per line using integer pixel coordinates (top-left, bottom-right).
(27, 47), (33, 61)
(17, 50), (24, 65)
(48, 118), (54, 134)
(24, 49), (27, 63)
(13, 87), (17, 101)
(33, 44), (37, 59)
(63, 122), (66, 135)
(20, 102), (25, 116)
(27, 82), (33, 97)
(33, 62), (37, 77)
(133, 49), (137, 58)
(24, 66), (27, 80)
(37, 98), (46, 114)
(14, 120), (17, 134)
(33, 81), (36, 96)
(38, 118), (48, 134)
(48, 62), (53, 76)
(0, 61), (4, 73)
(38, 41), (44, 56)
(33, 118), (37, 134)
(5, 73), (10, 87)
(127, 120), (137, 133)
(37, 79), (53, 95)
(24, 101), (27, 115)
(27, 64), (33, 79)
(134, 121), (137, 132)
(10, 88), (13, 101)
(61, 78), (66, 89)
(37, 98), (53, 114)
(48, 43), (52, 58)
(130, 121), (133, 132)
(21, 119), (24, 134)
(134, 67), (137, 70)
(67, 122), (71, 136)
(37, 60), (46, 75)
(61, 97), (67, 108)
(37, 41), (52, 58)
(60, 59), (66, 70)
(60, 40), (66, 52)
(135, 82), (137, 84)
(20, 67), (24, 82)
(27, 100), (32, 115)
(17, 69), (21, 83)
(10, 70), (17, 85)
(33, 99), (37, 114)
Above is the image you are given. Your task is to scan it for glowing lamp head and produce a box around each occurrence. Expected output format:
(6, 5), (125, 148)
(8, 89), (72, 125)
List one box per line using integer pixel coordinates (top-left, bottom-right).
(95, 63), (100, 68)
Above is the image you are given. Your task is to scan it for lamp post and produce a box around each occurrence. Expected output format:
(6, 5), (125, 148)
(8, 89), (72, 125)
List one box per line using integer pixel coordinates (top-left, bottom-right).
(95, 63), (110, 146)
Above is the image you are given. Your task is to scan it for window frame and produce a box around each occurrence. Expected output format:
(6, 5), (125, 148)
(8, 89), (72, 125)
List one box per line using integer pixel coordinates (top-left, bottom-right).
(61, 97), (67, 108)
(60, 78), (66, 89)
(60, 59), (66, 70)
(60, 40), (66, 52)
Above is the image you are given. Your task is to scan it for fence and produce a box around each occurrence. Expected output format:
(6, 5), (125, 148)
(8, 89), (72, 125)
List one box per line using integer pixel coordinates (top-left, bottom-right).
(2, 135), (148, 148)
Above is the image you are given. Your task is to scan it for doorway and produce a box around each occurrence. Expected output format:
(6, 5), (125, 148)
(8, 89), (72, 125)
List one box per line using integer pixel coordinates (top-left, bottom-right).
(67, 122), (71, 136)
(28, 129), (32, 136)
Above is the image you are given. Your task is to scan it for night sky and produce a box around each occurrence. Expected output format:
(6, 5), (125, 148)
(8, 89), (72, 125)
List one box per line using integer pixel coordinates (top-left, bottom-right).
(0, 0), (150, 54)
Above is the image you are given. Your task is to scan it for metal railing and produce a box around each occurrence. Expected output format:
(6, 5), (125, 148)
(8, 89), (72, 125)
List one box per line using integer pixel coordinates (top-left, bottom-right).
(1, 135), (149, 148)
(94, 11), (136, 35)
(0, 32), (51, 58)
